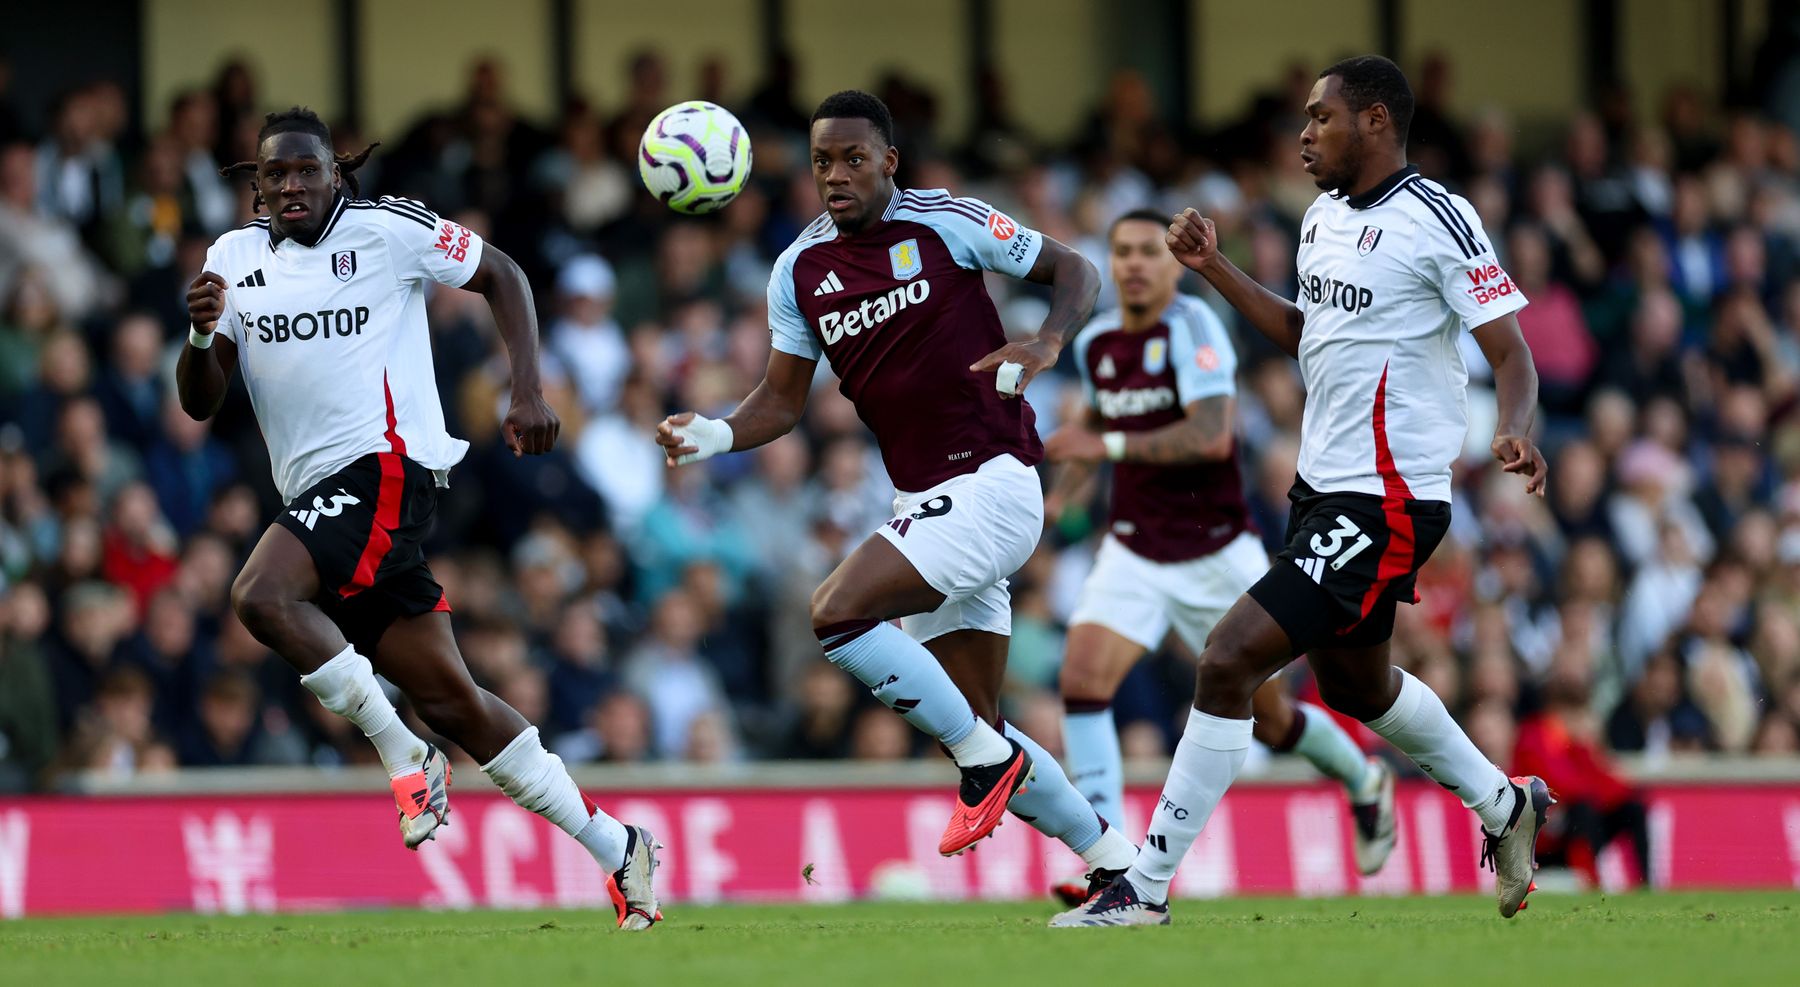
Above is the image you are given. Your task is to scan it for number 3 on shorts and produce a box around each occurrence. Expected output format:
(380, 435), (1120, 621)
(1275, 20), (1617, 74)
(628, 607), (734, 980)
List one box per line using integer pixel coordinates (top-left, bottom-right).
(1310, 514), (1374, 571)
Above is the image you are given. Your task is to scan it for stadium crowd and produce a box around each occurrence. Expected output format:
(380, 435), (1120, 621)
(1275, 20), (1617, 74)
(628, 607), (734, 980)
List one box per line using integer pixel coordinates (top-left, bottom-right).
(2, 48), (1799, 807)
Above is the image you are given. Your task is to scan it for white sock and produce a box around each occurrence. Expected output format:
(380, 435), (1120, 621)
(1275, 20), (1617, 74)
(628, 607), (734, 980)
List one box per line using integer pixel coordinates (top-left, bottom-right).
(1080, 823), (1137, 872)
(300, 645), (427, 778)
(1365, 670), (1516, 832)
(1124, 709), (1251, 904)
(483, 726), (629, 870)
(1292, 702), (1380, 800)
(1062, 705), (1125, 829)
(946, 719), (1014, 767)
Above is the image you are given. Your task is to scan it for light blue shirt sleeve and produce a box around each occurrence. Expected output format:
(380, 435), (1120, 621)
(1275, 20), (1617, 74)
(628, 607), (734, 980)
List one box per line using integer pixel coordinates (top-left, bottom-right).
(1167, 297), (1237, 403)
(899, 191), (1043, 278)
(766, 250), (819, 360)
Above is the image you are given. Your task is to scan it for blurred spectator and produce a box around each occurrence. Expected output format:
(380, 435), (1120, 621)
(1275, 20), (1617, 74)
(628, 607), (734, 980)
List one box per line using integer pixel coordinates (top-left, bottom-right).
(1513, 664), (1652, 888)
(549, 255), (629, 415)
(0, 581), (58, 790)
(144, 395), (237, 538)
(622, 588), (733, 759)
(176, 670), (262, 766)
(555, 690), (654, 764)
(544, 598), (616, 736)
(35, 84), (125, 239)
(165, 89), (235, 234)
(100, 481), (180, 613)
(1509, 222), (1597, 412)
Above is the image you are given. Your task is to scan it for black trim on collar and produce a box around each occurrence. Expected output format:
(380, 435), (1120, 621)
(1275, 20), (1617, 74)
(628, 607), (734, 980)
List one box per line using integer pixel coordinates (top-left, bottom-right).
(1341, 165), (1419, 210)
(268, 194), (349, 249)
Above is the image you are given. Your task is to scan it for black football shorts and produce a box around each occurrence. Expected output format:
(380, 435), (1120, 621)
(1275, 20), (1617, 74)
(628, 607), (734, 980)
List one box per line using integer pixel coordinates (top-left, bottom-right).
(274, 452), (449, 656)
(1247, 477), (1450, 654)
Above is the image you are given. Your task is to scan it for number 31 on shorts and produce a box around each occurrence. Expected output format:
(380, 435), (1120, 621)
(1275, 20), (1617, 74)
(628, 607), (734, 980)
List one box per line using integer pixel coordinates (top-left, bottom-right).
(1310, 515), (1374, 571)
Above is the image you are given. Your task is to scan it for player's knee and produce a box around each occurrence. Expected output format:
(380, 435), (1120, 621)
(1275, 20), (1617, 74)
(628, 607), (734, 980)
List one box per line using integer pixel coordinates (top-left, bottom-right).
(1195, 648), (1257, 709)
(1314, 676), (1387, 722)
(230, 571), (286, 639)
(1058, 656), (1109, 704)
(809, 579), (866, 632)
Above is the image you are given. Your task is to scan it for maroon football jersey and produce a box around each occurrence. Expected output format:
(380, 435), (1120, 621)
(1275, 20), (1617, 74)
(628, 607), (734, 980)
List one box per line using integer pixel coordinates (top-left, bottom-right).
(768, 190), (1045, 491)
(1072, 295), (1252, 562)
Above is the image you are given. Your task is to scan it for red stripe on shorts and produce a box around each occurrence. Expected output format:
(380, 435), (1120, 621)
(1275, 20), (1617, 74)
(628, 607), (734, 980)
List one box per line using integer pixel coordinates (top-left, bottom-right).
(340, 452), (406, 598)
(1354, 364), (1417, 623)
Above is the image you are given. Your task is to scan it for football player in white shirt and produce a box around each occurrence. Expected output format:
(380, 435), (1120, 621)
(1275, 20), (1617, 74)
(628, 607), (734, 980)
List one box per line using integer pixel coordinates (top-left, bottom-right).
(1056, 56), (1550, 928)
(178, 109), (660, 929)
(1045, 211), (1398, 910)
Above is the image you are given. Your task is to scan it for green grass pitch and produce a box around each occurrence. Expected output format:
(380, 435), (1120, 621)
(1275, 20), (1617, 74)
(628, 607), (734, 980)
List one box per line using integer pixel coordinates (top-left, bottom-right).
(3, 893), (1795, 986)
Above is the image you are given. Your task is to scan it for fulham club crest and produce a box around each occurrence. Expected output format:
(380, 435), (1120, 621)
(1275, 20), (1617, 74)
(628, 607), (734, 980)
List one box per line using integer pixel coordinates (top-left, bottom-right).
(1357, 226), (1383, 256)
(331, 250), (358, 282)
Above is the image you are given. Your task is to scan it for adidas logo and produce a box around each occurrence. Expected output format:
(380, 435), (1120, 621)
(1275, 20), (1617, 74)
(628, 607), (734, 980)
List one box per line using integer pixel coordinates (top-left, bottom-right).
(236, 269), (267, 288)
(1146, 833), (1167, 852)
(1294, 556), (1325, 583)
(1302, 224), (1317, 244)
(1097, 355), (1116, 379)
(287, 488), (361, 530)
(813, 270), (845, 295)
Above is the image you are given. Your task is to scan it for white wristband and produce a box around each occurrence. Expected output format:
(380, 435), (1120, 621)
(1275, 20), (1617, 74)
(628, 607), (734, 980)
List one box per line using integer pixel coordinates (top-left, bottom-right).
(672, 414), (734, 466)
(1102, 432), (1127, 462)
(188, 326), (215, 349)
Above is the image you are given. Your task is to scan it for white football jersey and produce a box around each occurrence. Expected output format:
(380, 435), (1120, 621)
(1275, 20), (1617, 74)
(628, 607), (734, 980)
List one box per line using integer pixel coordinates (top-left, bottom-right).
(202, 196), (483, 501)
(1293, 166), (1527, 503)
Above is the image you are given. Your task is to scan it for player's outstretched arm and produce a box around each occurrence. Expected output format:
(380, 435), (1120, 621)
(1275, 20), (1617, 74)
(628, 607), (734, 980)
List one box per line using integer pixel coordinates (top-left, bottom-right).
(175, 271), (239, 421)
(1167, 209), (1304, 359)
(464, 244), (560, 457)
(656, 349), (816, 467)
(1473, 314), (1548, 497)
(971, 237), (1100, 398)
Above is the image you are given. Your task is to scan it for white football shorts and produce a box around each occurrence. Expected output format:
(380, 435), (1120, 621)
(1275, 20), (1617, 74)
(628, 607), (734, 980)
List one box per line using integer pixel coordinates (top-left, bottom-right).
(1067, 530), (1269, 652)
(875, 454), (1044, 644)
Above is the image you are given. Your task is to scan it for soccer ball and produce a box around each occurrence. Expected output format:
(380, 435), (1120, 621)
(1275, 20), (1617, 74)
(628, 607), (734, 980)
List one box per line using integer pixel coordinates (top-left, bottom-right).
(637, 101), (753, 214)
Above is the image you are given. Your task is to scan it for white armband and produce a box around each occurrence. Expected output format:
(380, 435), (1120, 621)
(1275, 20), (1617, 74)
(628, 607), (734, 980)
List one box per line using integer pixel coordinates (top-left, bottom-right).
(188, 326), (215, 349)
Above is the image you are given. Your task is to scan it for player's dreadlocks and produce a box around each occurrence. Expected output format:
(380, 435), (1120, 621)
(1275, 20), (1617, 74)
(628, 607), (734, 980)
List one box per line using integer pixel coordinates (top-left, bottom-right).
(220, 107), (379, 211)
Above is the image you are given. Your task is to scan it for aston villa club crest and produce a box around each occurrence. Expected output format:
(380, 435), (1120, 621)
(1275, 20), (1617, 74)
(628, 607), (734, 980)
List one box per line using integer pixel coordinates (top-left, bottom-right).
(331, 250), (358, 282)
(1143, 336), (1168, 375)
(1358, 226), (1383, 256)
(889, 238), (922, 280)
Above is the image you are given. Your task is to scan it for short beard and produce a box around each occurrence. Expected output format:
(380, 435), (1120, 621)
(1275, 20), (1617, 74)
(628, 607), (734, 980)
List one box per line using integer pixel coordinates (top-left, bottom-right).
(1316, 127), (1366, 194)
